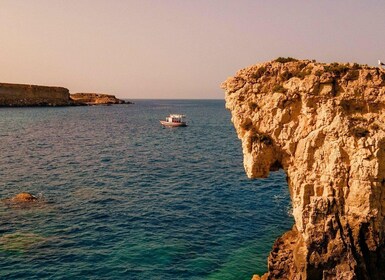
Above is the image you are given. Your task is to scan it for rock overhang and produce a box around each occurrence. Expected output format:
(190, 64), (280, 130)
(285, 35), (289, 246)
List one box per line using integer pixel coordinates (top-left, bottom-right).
(222, 58), (385, 279)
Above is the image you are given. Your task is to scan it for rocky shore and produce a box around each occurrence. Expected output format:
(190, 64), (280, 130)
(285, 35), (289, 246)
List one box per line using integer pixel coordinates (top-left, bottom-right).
(222, 58), (385, 279)
(0, 82), (130, 106)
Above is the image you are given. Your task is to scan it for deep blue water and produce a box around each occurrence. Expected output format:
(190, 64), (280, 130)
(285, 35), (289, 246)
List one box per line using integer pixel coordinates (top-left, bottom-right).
(0, 100), (292, 280)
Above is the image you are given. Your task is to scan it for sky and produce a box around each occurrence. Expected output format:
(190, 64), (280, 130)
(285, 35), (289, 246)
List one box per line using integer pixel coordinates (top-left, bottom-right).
(1, 0), (385, 99)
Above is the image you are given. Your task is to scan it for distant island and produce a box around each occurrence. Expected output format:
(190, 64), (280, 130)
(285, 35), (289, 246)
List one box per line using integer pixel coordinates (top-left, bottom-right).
(70, 93), (129, 105)
(0, 82), (131, 107)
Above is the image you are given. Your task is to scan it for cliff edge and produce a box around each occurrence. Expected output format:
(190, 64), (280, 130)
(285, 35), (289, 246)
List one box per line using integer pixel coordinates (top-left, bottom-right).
(0, 83), (131, 106)
(0, 83), (70, 106)
(222, 58), (385, 279)
(70, 93), (130, 105)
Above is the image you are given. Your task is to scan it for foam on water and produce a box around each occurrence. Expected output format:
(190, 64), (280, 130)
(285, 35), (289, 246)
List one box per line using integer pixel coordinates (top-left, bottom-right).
(0, 100), (293, 279)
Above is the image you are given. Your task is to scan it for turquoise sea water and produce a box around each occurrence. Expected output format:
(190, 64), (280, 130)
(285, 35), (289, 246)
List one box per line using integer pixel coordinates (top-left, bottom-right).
(0, 100), (292, 279)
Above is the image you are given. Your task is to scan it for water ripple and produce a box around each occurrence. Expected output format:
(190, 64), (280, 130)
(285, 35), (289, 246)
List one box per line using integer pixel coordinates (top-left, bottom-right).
(0, 101), (292, 279)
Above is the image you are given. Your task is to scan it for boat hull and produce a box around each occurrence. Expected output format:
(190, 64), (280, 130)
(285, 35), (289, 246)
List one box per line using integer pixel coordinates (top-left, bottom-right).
(160, 120), (187, 127)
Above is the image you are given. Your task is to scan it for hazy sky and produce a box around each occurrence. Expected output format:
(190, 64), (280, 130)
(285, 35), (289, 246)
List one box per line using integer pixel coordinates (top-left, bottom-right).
(1, 0), (385, 99)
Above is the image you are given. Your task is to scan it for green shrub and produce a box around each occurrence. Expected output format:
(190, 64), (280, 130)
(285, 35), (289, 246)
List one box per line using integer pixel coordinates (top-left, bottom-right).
(352, 63), (361, 70)
(295, 68), (313, 79)
(279, 65), (313, 80)
(251, 66), (267, 80)
(324, 63), (350, 76)
(274, 57), (298, 63)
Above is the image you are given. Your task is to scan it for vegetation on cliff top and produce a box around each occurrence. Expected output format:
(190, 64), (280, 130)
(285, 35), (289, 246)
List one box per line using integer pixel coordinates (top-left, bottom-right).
(274, 57), (298, 63)
(223, 58), (385, 279)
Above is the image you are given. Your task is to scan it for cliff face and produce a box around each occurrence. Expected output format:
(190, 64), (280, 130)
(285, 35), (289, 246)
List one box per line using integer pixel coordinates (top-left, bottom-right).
(222, 59), (385, 279)
(0, 83), (70, 106)
(70, 93), (128, 105)
(0, 83), (130, 106)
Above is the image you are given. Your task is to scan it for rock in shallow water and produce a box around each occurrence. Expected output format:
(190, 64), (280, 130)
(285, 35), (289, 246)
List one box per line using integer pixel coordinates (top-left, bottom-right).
(1, 192), (40, 205)
(0, 232), (47, 252)
(11, 192), (38, 202)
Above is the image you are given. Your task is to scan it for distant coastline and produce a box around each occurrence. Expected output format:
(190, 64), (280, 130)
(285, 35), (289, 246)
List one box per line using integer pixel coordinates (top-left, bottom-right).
(0, 82), (132, 107)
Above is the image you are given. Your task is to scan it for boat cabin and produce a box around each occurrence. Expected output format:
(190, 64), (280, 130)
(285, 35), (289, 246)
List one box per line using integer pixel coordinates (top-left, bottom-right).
(166, 114), (186, 123)
(160, 114), (187, 127)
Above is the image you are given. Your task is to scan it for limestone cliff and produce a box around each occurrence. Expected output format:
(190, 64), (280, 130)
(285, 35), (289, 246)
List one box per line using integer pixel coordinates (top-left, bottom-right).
(222, 58), (385, 279)
(0, 83), (131, 106)
(0, 83), (70, 106)
(70, 93), (129, 105)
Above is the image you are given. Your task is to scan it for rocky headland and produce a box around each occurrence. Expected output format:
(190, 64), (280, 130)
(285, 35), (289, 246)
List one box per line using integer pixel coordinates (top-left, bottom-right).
(0, 83), (71, 106)
(0, 82), (130, 106)
(222, 58), (385, 279)
(70, 93), (129, 105)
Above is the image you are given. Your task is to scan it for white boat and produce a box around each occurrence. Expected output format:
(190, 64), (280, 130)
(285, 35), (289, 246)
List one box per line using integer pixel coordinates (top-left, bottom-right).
(160, 114), (187, 127)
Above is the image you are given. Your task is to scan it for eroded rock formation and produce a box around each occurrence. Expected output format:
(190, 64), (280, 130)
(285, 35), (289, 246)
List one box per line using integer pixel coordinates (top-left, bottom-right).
(0, 83), (70, 106)
(222, 58), (385, 279)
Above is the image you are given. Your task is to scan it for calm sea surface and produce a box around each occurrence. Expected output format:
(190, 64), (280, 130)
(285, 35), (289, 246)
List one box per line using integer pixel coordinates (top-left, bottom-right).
(0, 100), (292, 280)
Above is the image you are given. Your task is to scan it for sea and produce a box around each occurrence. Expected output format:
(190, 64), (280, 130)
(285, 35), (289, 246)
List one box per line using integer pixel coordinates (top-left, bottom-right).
(0, 100), (293, 280)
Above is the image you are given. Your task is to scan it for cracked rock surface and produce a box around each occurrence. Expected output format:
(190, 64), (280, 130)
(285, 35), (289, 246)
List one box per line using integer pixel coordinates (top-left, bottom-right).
(222, 59), (385, 279)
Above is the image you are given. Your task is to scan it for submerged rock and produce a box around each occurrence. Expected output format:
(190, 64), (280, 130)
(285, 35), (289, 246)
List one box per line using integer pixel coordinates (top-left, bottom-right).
(222, 58), (385, 279)
(11, 192), (38, 202)
(0, 232), (47, 252)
